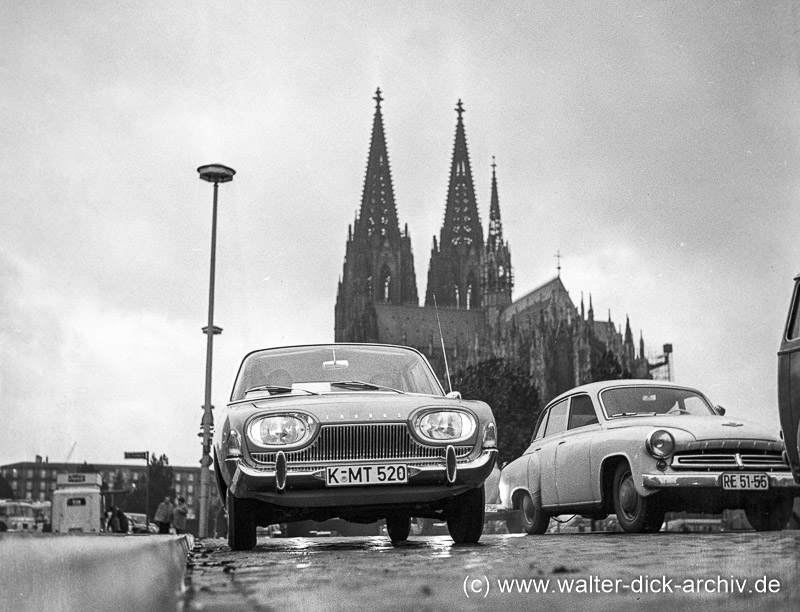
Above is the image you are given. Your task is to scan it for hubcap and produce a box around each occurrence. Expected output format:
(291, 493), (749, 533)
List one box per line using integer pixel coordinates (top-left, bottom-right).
(619, 475), (638, 515)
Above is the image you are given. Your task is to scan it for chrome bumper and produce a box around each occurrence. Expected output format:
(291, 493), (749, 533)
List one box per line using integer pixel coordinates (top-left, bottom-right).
(226, 448), (498, 507)
(642, 472), (800, 489)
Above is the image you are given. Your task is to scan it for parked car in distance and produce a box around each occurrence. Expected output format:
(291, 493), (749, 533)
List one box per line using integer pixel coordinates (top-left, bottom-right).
(778, 272), (800, 483)
(214, 343), (498, 550)
(499, 380), (800, 534)
(0, 500), (38, 532)
(127, 513), (157, 534)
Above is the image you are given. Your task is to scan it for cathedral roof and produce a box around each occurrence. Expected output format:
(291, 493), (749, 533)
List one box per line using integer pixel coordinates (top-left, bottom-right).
(501, 276), (573, 323)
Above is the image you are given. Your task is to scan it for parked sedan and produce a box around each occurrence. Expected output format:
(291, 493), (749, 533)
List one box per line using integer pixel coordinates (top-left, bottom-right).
(499, 380), (799, 533)
(214, 343), (497, 550)
(778, 272), (800, 482)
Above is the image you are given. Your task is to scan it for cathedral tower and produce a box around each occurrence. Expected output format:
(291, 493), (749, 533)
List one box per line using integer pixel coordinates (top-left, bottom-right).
(425, 100), (485, 309)
(335, 89), (418, 342)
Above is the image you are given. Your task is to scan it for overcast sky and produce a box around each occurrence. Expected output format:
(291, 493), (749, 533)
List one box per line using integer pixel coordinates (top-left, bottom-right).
(2, 1), (799, 468)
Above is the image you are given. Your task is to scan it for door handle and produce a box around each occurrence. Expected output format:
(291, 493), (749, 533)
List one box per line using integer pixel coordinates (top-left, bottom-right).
(558, 440), (566, 445)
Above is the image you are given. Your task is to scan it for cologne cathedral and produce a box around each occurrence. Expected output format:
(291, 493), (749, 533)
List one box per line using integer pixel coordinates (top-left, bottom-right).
(335, 89), (658, 404)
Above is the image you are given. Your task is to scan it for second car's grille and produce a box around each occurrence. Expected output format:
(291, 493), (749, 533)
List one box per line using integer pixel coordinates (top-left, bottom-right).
(250, 422), (472, 466)
(672, 450), (788, 471)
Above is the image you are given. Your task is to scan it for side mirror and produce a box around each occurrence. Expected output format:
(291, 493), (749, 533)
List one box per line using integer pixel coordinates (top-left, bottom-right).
(446, 391), (462, 400)
(716, 405), (726, 416)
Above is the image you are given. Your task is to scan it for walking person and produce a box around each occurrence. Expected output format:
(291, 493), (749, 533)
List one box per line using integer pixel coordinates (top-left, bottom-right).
(154, 496), (174, 534)
(173, 497), (189, 535)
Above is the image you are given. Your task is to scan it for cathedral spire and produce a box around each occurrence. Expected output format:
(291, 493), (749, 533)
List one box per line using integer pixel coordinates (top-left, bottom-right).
(425, 100), (485, 309)
(439, 99), (484, 252)
(354, 87), (400, 243)
(487, 157), (503, 252)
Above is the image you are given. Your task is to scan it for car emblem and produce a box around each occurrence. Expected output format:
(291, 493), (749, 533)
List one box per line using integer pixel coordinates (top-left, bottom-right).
(721, 422), (744, 427)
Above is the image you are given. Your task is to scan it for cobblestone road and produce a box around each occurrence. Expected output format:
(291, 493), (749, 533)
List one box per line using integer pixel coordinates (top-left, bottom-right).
(184, 531), (800, 612)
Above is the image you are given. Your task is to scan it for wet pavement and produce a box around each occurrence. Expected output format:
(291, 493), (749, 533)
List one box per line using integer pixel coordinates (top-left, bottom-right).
(184, 531), (800, 611)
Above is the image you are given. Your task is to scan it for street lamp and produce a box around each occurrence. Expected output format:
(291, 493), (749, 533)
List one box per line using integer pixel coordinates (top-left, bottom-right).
(197, 163), (235, 538)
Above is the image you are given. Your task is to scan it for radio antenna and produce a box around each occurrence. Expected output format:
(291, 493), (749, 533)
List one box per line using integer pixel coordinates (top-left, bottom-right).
(433, 295), (453, 394)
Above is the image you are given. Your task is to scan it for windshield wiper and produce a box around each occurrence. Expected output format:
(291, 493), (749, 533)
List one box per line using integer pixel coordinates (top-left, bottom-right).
(244, 385), (318, 396)
(330, 380), (405, 394)
(610, 412), (658, 418)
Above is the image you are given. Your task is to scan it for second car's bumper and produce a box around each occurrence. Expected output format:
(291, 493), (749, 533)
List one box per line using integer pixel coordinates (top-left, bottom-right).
(225, 448), (498, 507)
(642, 472), (800, 489)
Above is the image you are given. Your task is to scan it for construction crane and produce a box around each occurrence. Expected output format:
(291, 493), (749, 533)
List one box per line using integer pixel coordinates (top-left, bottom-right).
(64, 442), (77, 463)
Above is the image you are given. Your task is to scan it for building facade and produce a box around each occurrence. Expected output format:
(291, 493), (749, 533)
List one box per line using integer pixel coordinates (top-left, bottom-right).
(0, 456), (200, 520)
(335, 90), (660, 404)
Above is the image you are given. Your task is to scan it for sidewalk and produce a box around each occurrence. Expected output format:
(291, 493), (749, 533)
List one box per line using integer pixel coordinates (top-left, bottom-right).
(0, 533), (193, 612)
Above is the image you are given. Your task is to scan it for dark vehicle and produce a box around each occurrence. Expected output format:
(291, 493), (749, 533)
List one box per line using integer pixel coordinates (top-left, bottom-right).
(214, 344), (497, 550)
(778, 273), (800, 483)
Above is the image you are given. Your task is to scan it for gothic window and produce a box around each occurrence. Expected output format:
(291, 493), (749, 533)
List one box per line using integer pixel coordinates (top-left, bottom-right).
(366, 275), (373, 297)
(453, 284), (460, 309)
(466, 284), (472, 310)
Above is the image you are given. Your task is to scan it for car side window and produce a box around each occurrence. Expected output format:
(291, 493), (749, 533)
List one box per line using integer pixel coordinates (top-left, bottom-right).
(532, 409), (550, 442)
(788, 280), (800, 340)
(567, 394), (599, 429)
(543, 400), (568, 437)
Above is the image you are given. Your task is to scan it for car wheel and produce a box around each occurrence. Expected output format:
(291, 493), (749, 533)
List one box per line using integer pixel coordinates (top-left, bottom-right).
(744, 495), (794, 531)
(612, 463), (664, 533)
(227, 493), (258, 551)
(508, 491), (550, 535)
(385, 516), (411, 543)
(446, 486), (485, 544)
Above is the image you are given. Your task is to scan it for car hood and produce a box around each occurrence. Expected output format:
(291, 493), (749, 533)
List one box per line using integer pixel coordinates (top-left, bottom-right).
(605, 414), (780, 443)
(227, 392), (482, 423)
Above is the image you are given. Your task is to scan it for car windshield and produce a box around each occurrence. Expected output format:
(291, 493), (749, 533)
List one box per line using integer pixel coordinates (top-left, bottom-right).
(230, 345), (444, 401)
(600, 386), (715, 418)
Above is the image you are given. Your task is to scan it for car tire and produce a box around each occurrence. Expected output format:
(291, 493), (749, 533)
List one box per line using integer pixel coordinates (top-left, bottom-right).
(446, 486), (485, 544)
(508, 490), (550, 535)
(744, 495), (794, 531)
(612, 463), (664, 533)
(227, 493), (258, 551)
(385, 516), (411, 543)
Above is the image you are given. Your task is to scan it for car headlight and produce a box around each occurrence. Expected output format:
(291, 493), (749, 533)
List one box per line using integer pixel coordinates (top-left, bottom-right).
(247, 414), (314, 447)
(415, 410), (476, 442)
(646, 429), (675, 458)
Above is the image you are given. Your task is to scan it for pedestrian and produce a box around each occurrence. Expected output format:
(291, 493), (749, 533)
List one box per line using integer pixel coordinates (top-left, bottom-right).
(117, 508), (129, 534)
(173, 497), (189, 535)
(108, 506), (121, 533)
(154, 496), (174, 534)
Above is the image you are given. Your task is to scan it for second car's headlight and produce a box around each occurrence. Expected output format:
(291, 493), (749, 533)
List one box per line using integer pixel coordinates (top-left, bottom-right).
(416, 410), (476, 442)
(646, 429), (675, 458)
(247, 414), (312, 447)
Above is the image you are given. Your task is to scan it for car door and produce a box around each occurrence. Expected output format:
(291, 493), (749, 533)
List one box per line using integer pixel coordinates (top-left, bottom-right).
(778, 273), (800, 478)
(554, 394), (601, 505)
(534, 400), (569, 507)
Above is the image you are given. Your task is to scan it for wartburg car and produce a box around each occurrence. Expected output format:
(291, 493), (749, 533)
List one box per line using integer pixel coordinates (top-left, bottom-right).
(499, 380), (799, 534)
(778, 272), (800, 483)
(214, 343), (497, 550)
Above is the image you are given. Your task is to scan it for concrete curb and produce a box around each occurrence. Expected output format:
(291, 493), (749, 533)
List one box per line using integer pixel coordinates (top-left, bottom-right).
(0, 533), (193, 612)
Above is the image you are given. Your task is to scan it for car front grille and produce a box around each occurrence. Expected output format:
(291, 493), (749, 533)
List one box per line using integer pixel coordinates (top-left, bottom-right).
(672, 450), (788, 472)
(249, 422), (472, 468)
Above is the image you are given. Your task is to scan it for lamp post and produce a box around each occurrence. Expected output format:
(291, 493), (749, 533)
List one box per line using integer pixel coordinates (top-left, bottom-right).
(197, 163), (235, 538)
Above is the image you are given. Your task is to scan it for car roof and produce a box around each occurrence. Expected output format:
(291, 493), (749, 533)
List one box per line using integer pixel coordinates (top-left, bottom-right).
(546, 379), (700, 406)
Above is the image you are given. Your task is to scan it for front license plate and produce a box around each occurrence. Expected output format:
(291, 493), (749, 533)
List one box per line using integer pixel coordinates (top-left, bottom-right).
(325, 464), (408, 487)
(721, 473), (770, 490)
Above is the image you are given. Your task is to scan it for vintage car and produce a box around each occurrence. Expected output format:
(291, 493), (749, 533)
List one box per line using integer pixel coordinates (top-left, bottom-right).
(499, 380), (799, 534)
(213, 343), (497, 550)
(778, 272), (800, 483)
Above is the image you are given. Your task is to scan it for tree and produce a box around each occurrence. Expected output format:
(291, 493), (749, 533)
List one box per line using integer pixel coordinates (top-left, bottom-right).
(0, 474), (13, 499)
(453, 357), (541, 465)
(120, 453), (175, 518)
(591, 349), (631, 382)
